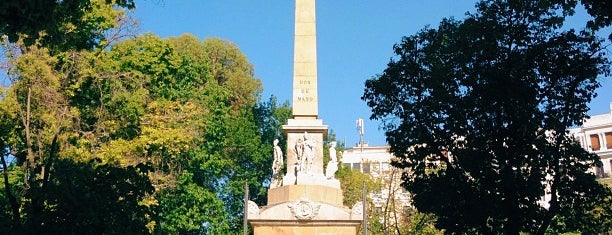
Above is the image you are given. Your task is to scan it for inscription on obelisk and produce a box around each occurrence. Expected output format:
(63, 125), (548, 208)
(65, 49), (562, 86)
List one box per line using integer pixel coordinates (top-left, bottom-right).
(292, 0), (318, 119)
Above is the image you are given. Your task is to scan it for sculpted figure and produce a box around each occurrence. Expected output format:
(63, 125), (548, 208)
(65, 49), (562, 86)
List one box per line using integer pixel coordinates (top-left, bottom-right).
(272, 139), (283, 175)
(302, 132), (316, 174)
(294, 137), (305, 173)
(325, 141), (338, 179)
(270, 139), (284, 188)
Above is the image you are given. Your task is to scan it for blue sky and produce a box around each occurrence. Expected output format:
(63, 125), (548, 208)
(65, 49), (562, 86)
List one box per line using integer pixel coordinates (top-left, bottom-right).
(133, 0), (611, 147)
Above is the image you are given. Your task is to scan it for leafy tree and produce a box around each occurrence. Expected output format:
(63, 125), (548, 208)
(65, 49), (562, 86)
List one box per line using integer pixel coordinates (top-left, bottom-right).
(1, 28), (278, 234)
(203, 37), (263, 110)
(20, 159), (155, 235)
(254, 95), (292, 150)
(0, 41), (158, 233)
(0, 0), (135, 52)
(362, 0), (611, 234)
(335, 166), (382, 234)
(83, 34), (270, 234)
(551, 0), (612, 40)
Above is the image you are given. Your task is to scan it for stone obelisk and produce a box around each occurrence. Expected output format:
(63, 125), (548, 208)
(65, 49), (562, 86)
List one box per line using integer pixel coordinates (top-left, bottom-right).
(292, 0), (319, 119)
(247, 1), (362, 234)
(281, 0), (330, 186)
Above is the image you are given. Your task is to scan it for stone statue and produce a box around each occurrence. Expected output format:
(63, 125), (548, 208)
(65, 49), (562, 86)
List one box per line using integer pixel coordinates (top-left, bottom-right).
(272, 139), (283, 175)
(325, 141), (338, 179)
(271, 139), (284, 188)
(302, 132), (316, 174)
(294, 137), (305, 173)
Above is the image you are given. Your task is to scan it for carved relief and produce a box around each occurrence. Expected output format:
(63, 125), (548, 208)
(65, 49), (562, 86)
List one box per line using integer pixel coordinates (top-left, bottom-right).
(287, 199), (321, 220)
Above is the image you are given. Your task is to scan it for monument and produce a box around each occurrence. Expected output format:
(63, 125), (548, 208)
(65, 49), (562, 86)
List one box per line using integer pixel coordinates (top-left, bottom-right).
(247, 0), (363, 234)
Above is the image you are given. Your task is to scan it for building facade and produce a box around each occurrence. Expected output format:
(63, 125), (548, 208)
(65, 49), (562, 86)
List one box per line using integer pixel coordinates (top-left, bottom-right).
(568, 103), (612, 179)
(341, 144), (411, 213)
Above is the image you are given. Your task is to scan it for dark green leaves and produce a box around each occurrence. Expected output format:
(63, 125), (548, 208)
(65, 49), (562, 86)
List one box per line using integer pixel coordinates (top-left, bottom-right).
(363, 0), (610, 234)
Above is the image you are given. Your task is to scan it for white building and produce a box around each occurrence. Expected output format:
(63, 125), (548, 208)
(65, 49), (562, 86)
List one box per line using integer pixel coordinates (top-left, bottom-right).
(568, 103), (612, 179)
(341, 144), (411, 211)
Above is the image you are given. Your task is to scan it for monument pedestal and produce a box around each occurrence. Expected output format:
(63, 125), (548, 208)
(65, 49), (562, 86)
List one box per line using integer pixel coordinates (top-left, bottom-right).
(248, 118), (361, 234)
(268, 185), (343, 205)
(250, 220), (361, 235)
(248, 185), (362, 235)
(248, 123), (362, 234)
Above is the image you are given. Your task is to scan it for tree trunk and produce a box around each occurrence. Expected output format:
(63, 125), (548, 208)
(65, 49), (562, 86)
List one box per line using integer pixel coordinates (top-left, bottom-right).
(1, 154), (21, 226)
(24, 88), (35, 169)
(535, 168), (560, 235)
(20, 87), (34, 188)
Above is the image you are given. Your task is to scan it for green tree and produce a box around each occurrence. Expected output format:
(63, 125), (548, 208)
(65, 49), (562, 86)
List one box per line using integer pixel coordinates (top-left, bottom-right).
(335, 166), (382, 234)
(203, 37), (263, 110)
(362, 0), (611, 234)
(551, 0), (612, 40)
(1, 29), (278, 234)
(253, 95), (292, 186)
(0, 43), (158, 233)
(0, 0), (135, 52)
(21, 160), (154, 235)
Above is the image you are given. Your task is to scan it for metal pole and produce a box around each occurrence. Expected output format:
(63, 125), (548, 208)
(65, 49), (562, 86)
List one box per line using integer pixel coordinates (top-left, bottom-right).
(363, 182), (367, 235)
(244, 182), (249, 235)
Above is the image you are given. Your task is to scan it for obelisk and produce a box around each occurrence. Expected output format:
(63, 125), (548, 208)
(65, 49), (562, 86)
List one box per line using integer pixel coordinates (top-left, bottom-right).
(292, 0), (318, 119)
(279, 0), (331, 186)
(247, 1), (362, 234)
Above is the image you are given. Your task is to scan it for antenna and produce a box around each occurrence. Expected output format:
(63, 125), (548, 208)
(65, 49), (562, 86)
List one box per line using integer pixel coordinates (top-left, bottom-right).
(356, 118), (365, 151)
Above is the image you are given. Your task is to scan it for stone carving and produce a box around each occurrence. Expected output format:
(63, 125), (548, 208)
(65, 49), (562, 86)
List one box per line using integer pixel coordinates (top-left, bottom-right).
(294, 132), (315, 174)
(302, 132), (316, 173)
(351, 201), (363, 215)
(287, 199), (321, 220)
(272, 139), (283, 175)
(271, 139), (284, 188)
(294, 136), (305, 173)
(248, 200), (260, 215)
(325, 141), (338, 179)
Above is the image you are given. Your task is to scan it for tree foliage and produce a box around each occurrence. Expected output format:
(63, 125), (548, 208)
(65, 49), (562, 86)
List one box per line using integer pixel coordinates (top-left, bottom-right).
(1, 26), (280, 234)
(0, 0), (135, 52)
(363, 0), (611, 234)
(553, 0), (612, 40)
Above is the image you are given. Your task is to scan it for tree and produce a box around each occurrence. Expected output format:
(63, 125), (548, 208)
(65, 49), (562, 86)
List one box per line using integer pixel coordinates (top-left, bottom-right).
(335, 165), (382, 233)
(203, 37), (263, 110)
(552, 0), (612, 40)
(1, 29), (278, 233)
(362, 0), (611, 234)
(0, 0), (135, 52)
(20, 160), (155, 235)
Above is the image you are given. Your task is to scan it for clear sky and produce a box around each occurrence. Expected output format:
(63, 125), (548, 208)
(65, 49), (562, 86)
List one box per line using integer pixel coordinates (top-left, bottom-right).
(132, 0), (612, 147)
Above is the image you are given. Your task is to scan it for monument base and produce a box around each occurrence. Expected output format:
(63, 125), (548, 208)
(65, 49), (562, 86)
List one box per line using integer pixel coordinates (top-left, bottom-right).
(268, 184), (343, 205)
(248, 184), (362, 235)
(250, 220), (361, 235)
(281, 172), (341, 189)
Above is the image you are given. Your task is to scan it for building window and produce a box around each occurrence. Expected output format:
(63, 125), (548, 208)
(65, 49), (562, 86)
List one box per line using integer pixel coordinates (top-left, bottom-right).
(352, 163), (361, 171)
(590, 134), (601, 151)
(381, 162), (390, 173)
(595, 166), (604, 178)
(363, 163), (371, 174)
(371, 162), (380, 173)
(609, 159), (612, 178)
(606, 132), (612, 149)
(343, 163), (351, 169)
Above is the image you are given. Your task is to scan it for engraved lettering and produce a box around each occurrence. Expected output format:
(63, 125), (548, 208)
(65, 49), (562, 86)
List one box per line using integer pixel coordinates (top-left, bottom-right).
(297, 96), (315, 102)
